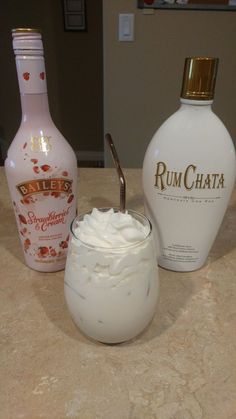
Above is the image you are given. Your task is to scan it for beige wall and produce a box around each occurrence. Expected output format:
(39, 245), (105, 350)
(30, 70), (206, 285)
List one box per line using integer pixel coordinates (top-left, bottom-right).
(103, 0), (236, 168)
(0, 0), (103, 160)
(1, 2), (236, 168)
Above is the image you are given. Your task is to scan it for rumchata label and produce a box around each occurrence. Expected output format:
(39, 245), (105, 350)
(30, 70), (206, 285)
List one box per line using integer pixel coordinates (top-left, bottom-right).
(154, 161), (225, 191)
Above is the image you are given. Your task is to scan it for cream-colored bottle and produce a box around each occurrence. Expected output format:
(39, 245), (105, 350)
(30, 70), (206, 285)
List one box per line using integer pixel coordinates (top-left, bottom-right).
(143, 57), (236, 272)
(5, 28), (77, 272)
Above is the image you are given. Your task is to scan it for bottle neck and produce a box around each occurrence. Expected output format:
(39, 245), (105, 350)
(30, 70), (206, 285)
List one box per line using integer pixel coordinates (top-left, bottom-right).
(180, 97), (213, 107)
(20, 93), (51, 124)
(15, 54), (52, 124)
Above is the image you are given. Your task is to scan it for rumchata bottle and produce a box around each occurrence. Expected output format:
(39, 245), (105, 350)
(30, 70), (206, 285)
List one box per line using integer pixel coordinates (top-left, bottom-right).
(143, 57), (236, 272)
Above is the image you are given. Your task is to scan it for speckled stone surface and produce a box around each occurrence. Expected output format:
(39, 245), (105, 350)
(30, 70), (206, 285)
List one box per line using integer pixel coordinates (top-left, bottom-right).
(0, 167), (236, 419)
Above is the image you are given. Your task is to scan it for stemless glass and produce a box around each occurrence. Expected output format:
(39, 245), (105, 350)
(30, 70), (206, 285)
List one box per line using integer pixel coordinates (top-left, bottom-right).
(64, 208), (159, 344)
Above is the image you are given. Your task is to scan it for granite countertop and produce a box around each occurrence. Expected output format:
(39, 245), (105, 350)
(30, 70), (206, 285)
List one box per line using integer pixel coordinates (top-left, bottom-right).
(0, 167), (236, 419)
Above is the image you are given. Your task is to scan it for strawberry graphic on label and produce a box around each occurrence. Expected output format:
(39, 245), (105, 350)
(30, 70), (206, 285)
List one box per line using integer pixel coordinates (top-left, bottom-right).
(37, 246), (49, 258)
(60, 240), (68, 249)
(39, 72), (45, 80)
(19, 214), (27, 225)
(24, 238), (31, 251)
(33, 166), (40, 174)
(23, 72), (30, 81)
(20, 227), (28, 237)
(62, 171), (68, 177)
(67, 194), (74, 203)
(50, 248), (57, 257)
(41, 164), (51, 172)
(21, 196), (32, 205)
(31, 158), (38, 164)
(51, 191), (60, 198)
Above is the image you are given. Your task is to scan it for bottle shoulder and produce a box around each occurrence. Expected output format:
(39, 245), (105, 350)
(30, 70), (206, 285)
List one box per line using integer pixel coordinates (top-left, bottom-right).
(6, 123), (77, 161)
(5, 123), (77, 173)
(146, 105), (233, 146)
(161, 105), (227, 129)
(143, 105), (236, 167)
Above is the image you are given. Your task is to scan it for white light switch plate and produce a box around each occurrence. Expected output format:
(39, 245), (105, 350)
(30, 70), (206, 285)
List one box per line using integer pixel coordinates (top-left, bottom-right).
(118, 13), (134, 42)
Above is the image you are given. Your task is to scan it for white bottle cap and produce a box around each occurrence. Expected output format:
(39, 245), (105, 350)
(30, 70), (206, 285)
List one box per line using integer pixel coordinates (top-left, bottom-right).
(12, 28), (43, 56)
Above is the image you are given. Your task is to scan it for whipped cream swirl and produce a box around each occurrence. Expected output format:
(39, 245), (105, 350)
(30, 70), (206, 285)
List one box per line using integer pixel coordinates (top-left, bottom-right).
(74, 208), (150, 248)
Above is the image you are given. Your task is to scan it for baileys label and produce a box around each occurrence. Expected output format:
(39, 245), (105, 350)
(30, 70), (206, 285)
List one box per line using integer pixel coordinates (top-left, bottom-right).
(17, 178), (72, 197)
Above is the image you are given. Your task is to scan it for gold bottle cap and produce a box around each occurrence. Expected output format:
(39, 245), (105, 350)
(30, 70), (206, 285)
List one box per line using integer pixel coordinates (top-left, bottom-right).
(12, 28), (41, 34)
(181, 57), (219, 101)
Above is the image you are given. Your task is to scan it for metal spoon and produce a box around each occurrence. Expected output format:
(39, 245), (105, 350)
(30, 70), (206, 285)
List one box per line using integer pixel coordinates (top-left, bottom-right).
(105, 133), (126, 213)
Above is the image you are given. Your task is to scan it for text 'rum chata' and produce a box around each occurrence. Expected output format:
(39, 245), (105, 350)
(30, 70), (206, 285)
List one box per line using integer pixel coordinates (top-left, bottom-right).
(143, 57), (236, 272)
(5, 28), (78, 272)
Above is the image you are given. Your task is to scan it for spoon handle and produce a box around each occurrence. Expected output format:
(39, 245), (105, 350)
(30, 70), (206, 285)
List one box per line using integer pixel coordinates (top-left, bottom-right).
(105, 133), (126, 213)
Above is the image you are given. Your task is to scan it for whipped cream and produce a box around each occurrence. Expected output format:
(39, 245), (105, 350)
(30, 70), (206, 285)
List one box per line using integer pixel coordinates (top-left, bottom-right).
(64, 208), (159, 343)
(74, 208), (149, 247)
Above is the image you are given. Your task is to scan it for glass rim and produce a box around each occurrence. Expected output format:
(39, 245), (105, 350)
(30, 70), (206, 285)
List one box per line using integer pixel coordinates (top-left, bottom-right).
(70, 207), (152, 251)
